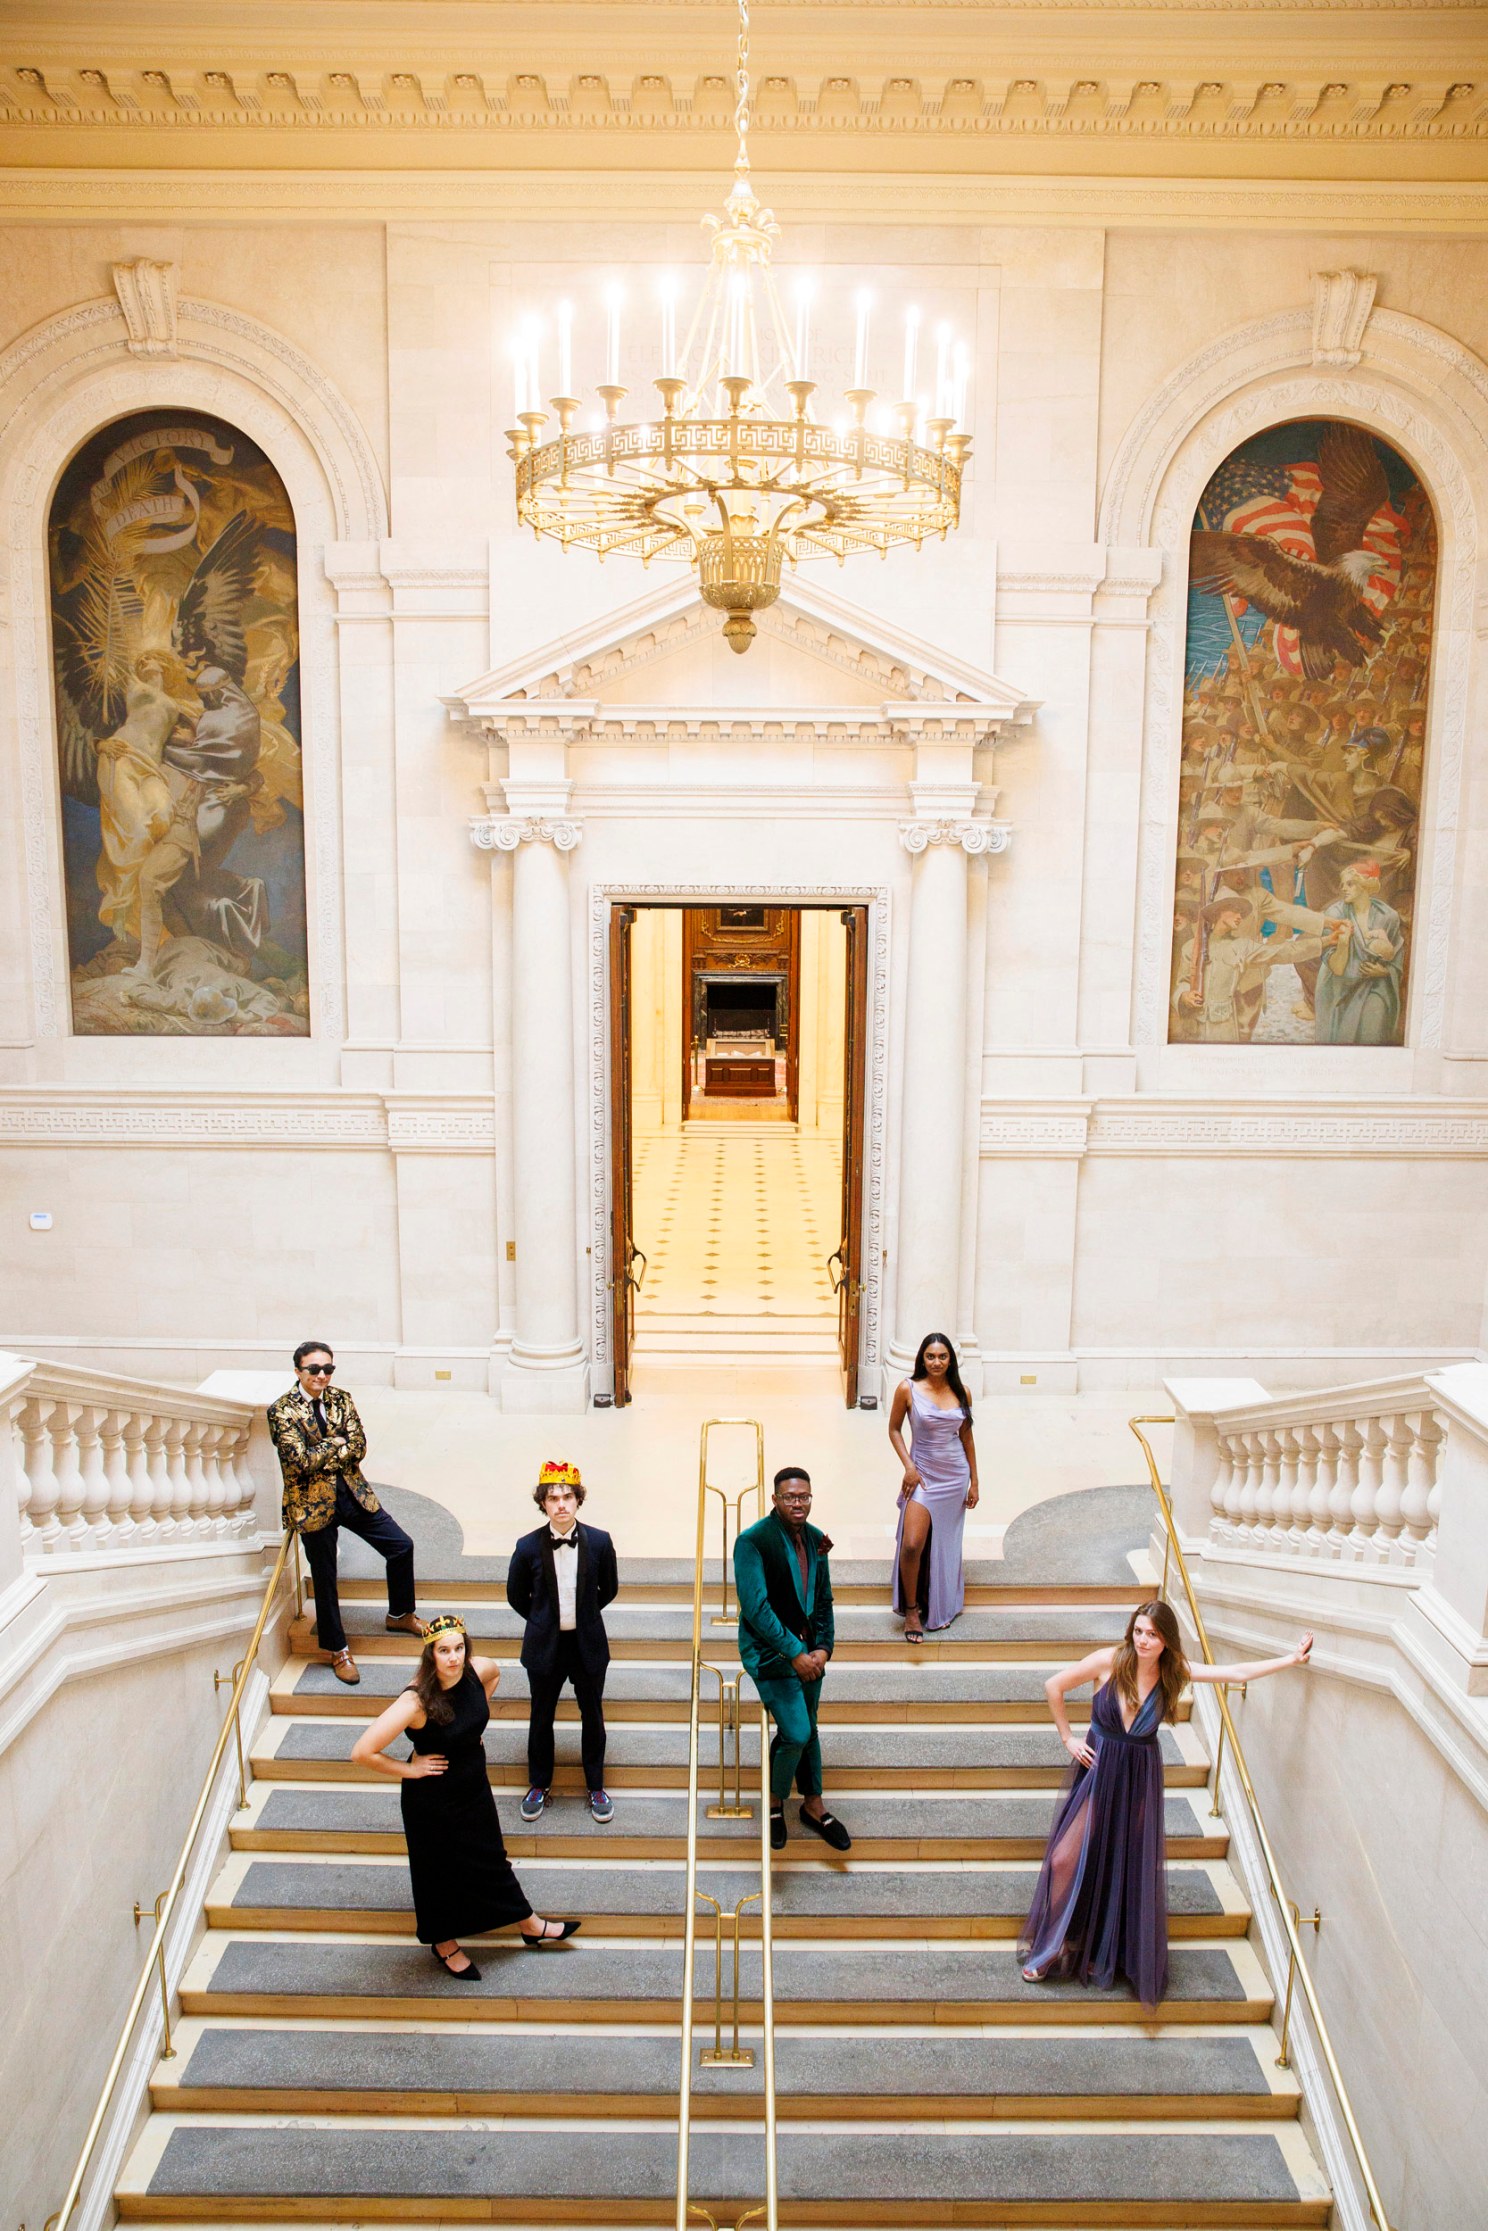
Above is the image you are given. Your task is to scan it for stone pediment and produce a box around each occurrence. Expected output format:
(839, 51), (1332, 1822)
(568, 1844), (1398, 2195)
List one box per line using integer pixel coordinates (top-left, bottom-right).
(445, 572), (1036, 746)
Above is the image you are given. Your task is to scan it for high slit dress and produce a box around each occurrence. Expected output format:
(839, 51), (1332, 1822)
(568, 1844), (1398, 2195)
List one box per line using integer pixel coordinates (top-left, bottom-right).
(891, 1380), (971, 1631)
(1017, 1677), (1169, 2005)
(400, 1665), (534, 1943)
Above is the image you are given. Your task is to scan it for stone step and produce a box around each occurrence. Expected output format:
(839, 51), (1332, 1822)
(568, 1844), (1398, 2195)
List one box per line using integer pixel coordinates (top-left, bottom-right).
(117, 2116), (1331, 2225)
(205, 1852), (1252, 1942)
(153, 2016), (1300, 2121)
(229, 1781), (1230, 1863)
(271, 1656), (1190, 1725)
(248, 1713), (1210, 1792)
(290, 1602), (1134, 1665)
(178, 1932), (1275, 2027)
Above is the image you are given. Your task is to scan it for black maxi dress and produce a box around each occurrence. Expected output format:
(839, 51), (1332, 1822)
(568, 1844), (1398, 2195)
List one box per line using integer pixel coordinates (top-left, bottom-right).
(400, 1664), (534, 1943)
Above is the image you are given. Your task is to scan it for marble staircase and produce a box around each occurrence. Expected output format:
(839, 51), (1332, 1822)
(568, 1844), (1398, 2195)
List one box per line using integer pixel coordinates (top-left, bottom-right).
(113, 1547), (1333, 2228)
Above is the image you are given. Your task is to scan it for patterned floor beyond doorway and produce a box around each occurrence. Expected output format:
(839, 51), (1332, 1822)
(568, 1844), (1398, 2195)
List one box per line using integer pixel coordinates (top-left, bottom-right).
(632, 1123), (841, 1359)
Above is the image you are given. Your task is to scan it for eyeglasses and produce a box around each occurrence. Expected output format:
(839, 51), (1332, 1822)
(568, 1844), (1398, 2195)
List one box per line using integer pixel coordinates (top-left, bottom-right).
(303, 1364), (335, 1377)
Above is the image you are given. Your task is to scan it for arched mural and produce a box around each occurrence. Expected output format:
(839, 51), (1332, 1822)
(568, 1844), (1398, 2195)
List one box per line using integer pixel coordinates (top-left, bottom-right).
(48, 408), (309, 1034)
(1169, 418), (1434, 1046)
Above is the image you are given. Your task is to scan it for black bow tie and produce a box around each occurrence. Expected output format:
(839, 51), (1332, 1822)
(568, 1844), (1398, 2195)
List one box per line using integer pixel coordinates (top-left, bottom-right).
(550, 1531), (577, 1549)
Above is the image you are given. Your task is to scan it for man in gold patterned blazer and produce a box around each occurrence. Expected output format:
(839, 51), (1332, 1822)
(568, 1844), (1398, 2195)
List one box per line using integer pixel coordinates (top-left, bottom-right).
(267, 1339), (421, 1685)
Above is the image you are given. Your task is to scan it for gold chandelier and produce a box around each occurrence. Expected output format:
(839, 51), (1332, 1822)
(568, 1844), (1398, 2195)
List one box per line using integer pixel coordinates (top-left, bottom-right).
(504, 0), (973, 652)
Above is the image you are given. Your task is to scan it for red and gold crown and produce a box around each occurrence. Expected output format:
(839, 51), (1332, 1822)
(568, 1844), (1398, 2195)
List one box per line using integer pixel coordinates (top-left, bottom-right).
(422, 1613), (467, 1644)
(539, 1459), (582, 1489)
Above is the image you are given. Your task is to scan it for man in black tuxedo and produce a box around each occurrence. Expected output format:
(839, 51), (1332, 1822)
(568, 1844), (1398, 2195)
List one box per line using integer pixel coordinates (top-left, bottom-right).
(506, 1461), (619, 1824)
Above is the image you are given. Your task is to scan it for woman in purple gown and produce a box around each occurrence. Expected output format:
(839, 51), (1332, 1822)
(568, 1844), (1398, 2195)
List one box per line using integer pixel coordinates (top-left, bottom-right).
(888, 1332), (979, 1642)
(1019, 1599), (1313, 2004)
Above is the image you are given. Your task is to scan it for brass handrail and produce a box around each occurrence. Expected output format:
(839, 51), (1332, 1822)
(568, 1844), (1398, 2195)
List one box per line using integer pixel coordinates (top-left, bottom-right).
(46, 1529), (295, 2231)
(678, 1421), (777, 2231)
(1128, 1417), (1395, 2231)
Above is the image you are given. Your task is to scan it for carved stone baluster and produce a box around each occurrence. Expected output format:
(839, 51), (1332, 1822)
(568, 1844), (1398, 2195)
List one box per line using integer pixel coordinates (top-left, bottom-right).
(202, 1425), (229, 1537)
(50, 1400), (87, 1551)
(121, 1410), (153, 1540)
(1305, 1421), (1336, 1552)
(1404, 1408), (1444, 1564)
(1347, 1415), (1385, 1562)
(1234, 1431), (1261, 1546)
(227, 1428), (256, 1536)
(1254, 1429), (1282, 1550)
(1211, 1432), (1237, 1543)
(1272, 1427), (1300, 1553)
(181, 1420), (210, 1536)
(142, 1413), (173, 1541)
(1423, 1410), (1444, 1558)
(1285, 1425), (1314, 1552)
(75, 1404), (110, 1549)
(18, 1396), (58, 1553)
(1376, 1412), (1410, 1565)
(1327, 1420), (1358, 1553)
(164, 1418), (192, 1538)
(100, 1408), (136, 1546)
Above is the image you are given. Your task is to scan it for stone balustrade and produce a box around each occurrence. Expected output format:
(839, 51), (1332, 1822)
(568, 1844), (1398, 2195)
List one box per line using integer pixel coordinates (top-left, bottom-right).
(1167, 1372), (1446, 1569)
(3, 1355), (261, 1558)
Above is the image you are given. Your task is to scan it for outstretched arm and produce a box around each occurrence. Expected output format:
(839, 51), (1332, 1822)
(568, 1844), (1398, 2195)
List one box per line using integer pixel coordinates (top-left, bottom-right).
(1190, 1633), (1313, 1685)
(1043, 1646), (1117, 1770)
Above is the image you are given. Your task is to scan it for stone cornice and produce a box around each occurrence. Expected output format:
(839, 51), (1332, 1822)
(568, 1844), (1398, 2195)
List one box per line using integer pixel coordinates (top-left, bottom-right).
(0, 66), (1482, 152)
(978, 1096), (1488, 1159)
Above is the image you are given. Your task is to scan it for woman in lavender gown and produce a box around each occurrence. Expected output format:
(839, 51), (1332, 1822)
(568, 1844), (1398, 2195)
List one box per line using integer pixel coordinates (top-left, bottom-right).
(1019, 1599), (1313, 2004)
(888, 1332), (979, 1643)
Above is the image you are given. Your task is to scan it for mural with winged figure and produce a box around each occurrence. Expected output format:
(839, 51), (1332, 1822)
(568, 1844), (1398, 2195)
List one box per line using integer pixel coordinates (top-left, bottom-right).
(48, 409), (309, 1034)
(1169, 419), (1435, 1047)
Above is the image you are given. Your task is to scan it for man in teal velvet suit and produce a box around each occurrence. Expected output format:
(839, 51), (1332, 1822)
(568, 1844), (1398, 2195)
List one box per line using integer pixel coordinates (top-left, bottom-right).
(734, 1466), (852, 1852)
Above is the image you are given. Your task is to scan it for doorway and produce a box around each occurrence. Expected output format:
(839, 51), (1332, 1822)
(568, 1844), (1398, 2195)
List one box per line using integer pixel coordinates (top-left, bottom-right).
(607, 903), (870, 1406)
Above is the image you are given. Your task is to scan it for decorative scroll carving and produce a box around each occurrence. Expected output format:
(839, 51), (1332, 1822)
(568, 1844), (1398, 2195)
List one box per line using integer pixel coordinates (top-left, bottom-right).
(899, 818), (1011, 856)
(1311, 269), (1378, 368)
(471, 816), (583, 852)
(111, 259), (178, 357)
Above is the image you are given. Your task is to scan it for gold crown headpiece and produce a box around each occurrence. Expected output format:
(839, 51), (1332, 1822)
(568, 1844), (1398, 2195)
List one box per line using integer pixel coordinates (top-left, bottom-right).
(422, 1613), (467, 1644)
(539, 1459), (582, 1489)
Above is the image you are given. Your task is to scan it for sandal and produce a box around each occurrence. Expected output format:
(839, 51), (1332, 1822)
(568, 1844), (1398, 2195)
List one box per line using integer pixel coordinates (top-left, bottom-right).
(903, 1616), (925, 1646)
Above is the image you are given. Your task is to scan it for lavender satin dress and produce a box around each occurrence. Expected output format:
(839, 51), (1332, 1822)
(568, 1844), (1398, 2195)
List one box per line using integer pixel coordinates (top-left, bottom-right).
(891, 1380), (971, 1631)
(1017, 1678), (1170, 2005)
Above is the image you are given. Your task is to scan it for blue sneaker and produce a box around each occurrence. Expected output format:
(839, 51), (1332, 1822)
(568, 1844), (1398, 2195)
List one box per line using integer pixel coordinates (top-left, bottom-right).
(519, 1785), (547, 1822)
(589, 1788), (615, 1824)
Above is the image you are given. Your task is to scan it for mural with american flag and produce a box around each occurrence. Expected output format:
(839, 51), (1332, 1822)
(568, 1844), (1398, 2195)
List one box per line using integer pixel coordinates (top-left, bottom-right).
(1170, 419), (1435, 1048)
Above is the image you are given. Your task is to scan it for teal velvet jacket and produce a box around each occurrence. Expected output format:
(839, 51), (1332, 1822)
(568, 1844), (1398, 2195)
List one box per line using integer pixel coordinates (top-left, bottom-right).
(734, 1509), (835, 1684)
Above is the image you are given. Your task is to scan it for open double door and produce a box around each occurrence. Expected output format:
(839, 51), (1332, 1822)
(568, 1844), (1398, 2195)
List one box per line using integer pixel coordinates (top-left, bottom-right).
(607, 902), (870, 1408)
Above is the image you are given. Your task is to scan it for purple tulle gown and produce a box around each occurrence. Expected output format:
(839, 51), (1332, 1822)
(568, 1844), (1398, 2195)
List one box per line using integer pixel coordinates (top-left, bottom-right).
(891, 1380), (971, 1631)
(1017, 1678), (1169, 2005)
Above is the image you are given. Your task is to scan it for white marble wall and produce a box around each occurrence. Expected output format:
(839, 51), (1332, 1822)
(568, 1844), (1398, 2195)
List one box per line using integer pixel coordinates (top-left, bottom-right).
(0, 209), (1486, 1398)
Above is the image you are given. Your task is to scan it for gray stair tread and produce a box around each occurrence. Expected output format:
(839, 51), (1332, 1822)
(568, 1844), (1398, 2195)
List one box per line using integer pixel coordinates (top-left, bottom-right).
(226, 1857), (1227, 1920)
(178, 2024), (1273, 2099)
(269, 1722), (1184, 1771)
(145, 2125), (1301, 2204)
(250, 1786), (1214, 1842)
(321, 1602), (1130, 1645)
(199, 1938), (1253, 2007)
(287, 1658), (1093, 1704)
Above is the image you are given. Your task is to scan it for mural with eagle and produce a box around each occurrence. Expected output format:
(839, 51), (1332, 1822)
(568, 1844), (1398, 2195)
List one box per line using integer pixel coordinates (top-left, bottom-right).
(1169, 419), (1435, 1048)
(48, 409), (309, 1035)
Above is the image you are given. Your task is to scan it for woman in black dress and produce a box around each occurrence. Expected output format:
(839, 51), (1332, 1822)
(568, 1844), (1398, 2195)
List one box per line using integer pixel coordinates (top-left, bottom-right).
(352, 1613), (580, 1977)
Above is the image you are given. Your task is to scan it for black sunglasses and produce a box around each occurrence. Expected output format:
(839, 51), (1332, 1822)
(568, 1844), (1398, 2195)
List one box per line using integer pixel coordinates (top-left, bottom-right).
(303, 1364), (335, 1377)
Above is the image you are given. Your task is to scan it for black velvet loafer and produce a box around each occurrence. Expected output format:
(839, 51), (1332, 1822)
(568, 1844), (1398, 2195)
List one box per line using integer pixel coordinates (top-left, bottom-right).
(769, 1808), (787, 1850)
(798, 1806), (852, 1852)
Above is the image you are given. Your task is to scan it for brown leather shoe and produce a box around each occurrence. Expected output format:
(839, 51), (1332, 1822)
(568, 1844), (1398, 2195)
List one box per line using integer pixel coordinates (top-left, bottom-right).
(329, 1648), (360, 1685)
(384, 1612), (425, 1636)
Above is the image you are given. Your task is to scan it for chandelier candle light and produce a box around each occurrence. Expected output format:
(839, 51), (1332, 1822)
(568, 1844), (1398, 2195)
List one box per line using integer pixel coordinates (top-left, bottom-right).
(504, 0), (973, 651)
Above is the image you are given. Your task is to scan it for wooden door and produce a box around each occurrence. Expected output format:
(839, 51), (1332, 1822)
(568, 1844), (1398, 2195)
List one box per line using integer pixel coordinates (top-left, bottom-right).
(608, 903), (642, 1406)
(833, 906), (870, 1406)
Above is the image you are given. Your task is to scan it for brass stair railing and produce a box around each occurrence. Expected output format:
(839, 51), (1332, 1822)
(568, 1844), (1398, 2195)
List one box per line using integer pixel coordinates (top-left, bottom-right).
(678, 1420), (778, 2231)
(45, 1528), (295, 2231)
(1129, 1417), (1396, 2231)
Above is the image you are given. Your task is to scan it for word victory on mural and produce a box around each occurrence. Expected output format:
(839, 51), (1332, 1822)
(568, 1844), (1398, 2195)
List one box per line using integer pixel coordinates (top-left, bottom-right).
(48, 408), (309, 1034)
(1170, 418), (1434, 1046)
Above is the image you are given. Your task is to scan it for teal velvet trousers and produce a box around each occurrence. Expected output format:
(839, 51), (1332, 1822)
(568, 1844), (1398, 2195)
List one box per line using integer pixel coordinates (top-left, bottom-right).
(753, 1673), (823, 1799)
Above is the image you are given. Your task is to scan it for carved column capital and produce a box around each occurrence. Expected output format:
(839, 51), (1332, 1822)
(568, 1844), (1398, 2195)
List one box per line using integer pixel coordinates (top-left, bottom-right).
(471, 815), (584, 853)
(898, 817), (1011, 857)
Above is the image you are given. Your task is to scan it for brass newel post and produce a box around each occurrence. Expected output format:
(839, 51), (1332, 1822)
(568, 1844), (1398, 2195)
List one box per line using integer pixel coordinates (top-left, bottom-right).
(130, 1890), (175, 2059)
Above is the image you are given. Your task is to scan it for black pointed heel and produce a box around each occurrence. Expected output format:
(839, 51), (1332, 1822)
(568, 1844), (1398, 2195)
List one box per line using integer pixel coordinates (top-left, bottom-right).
(431, 1943), (481, 1980)
(520, 1917), (582, 1947)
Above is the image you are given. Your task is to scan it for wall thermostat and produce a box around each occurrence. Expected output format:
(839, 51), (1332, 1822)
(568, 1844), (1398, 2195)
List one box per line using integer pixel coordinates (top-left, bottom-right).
(29, 1211), (53, 1230)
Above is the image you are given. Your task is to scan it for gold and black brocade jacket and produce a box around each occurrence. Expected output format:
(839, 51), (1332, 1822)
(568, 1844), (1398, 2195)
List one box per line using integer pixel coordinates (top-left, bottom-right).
(266, 1384), (380, 1534)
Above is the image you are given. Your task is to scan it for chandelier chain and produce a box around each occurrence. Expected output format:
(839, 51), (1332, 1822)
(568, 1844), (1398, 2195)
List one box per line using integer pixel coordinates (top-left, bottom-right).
(734, 0), (751, 179)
